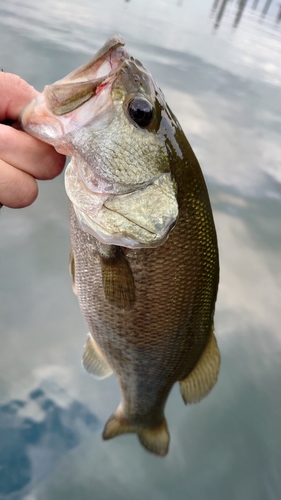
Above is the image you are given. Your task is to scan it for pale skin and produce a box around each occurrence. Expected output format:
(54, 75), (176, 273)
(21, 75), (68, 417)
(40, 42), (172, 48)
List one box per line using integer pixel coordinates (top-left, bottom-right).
(0, 73), (66, 208)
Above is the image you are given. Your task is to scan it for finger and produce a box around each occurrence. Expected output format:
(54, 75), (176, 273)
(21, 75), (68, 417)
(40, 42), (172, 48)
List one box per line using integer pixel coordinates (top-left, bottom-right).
(0, 125), (66, 180)
(0, 73), (38, 121)
(0, 159), (38, 208)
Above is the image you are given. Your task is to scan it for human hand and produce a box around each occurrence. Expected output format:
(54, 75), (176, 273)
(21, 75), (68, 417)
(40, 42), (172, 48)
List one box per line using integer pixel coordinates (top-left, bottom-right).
(0, 73), (66, 208)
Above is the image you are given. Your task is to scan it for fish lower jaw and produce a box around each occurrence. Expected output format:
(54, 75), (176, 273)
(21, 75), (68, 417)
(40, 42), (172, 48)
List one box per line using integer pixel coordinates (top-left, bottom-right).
(73, 204), (166, 249)
(67, 168), (178, 249)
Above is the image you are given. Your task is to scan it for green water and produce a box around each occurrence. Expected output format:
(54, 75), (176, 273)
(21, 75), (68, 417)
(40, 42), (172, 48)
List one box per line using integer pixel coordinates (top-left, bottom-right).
(1, 1), (281, 498)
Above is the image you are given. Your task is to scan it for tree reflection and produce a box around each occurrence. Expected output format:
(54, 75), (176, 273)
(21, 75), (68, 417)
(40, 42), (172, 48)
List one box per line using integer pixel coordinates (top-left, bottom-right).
(276, 4), (281, 23)
(233, 0), (249, 28)
(252, 0), (260, 9)
(213, 0), (229, 29)
(212, 0), (280, 28)
(260, 0), (273, 19)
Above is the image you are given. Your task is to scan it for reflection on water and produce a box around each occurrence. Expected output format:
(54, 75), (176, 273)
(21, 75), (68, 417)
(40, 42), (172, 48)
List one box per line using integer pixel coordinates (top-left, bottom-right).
(0, 384), (98, 499)
(0, 0), (281, 498)
(212, 0), (281, 28)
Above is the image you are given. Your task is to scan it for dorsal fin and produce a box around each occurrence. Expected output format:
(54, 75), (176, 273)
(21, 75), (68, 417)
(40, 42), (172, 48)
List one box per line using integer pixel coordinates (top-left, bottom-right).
(179, 326), (220, 404)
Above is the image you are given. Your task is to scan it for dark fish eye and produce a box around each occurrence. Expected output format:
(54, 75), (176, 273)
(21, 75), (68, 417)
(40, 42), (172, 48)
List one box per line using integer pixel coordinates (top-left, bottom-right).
(128, 98), (153, 128)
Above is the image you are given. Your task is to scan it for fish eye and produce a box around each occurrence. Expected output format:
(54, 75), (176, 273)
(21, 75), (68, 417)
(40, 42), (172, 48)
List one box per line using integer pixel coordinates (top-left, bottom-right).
(128, 98), (153, 128)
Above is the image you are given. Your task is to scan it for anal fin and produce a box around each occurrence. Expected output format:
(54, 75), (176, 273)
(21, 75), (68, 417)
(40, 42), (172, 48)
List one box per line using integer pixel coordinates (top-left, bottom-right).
(103, 405), (169, 457)
(179, 326), (220, 404)
(83, 334), (113, 379)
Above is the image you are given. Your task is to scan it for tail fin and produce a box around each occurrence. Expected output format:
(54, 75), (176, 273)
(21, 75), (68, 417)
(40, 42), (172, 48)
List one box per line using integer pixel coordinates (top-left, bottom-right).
(102, 407), (170, 457)
(137, 422), (170, 457)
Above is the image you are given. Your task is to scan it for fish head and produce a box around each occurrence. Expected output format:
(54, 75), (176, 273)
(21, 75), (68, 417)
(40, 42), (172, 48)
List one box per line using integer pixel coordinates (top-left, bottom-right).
(20, 35), (179, 248)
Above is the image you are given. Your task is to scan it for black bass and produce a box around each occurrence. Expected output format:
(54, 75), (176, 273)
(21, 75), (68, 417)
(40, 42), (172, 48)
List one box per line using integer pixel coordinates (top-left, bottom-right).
(20, 35), (220, 457)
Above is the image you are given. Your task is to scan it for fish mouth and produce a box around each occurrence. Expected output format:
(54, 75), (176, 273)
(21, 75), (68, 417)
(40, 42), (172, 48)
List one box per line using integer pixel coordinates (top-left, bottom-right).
(65, 160), (178, 249)
(43, 35), (127, 120)
(20, 35), (127, 153)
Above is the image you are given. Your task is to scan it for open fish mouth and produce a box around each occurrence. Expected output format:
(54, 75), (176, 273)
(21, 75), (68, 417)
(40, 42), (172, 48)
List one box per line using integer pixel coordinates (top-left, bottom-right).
(20, 35), (127, 146)
(44, 39), (127, 118)
(42, 35), (128, 123)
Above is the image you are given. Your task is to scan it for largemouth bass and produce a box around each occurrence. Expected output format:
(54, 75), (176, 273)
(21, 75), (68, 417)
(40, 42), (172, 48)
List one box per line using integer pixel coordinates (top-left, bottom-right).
(20, 35), (220, 456)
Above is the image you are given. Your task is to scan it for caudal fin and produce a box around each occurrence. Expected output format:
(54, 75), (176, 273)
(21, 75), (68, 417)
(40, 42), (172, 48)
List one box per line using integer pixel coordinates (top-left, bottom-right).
(102, 407), (170, 457)
(137, 422), (170, 457)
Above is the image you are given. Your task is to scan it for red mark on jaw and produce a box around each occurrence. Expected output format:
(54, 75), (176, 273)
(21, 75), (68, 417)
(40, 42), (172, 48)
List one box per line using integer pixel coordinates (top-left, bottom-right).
(95, 82), (108, 95)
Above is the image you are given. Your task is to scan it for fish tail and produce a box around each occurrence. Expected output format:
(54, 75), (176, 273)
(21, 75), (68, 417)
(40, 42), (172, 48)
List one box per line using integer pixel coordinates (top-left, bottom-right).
(102, 406), (170, 456)
(137, 420), (170, 457)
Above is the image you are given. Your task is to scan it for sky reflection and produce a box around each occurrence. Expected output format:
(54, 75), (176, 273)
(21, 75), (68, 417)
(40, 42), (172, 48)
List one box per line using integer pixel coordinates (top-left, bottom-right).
(0, 1), (281, 498)
(0, 381), (98, 499)
(1, 0), (281, 85)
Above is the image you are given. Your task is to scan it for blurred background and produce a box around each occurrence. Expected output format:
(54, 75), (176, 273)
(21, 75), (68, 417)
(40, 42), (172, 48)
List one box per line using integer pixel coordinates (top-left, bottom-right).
(0, 1), (281, 498)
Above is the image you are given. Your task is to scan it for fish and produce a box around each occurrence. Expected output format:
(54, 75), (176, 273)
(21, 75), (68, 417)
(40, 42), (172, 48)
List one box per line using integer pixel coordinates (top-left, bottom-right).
(20, 35), (220, 457)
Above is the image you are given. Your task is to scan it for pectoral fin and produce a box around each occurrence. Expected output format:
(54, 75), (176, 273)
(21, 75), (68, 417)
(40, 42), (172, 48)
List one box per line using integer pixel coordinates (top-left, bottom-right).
(98, 244), (135, 310)
(83, 334), (113, 379)
(179, 327), (220, 404)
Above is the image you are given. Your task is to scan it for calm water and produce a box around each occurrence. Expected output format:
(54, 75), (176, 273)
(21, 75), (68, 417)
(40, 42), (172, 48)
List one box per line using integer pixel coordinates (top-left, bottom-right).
(1, 1), (281, 498)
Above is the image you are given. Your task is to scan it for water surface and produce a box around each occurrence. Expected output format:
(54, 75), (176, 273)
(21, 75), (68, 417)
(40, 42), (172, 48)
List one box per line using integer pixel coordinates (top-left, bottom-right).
(1, 1), (281, 499)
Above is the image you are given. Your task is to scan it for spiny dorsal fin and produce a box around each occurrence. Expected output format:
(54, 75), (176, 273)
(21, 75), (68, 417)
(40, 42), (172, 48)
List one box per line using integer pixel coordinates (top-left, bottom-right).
(83, 334), (113, 379)
(179, 327), (220, 404)
(103, 406), (169, 457)
(99, 246), (135, 310)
